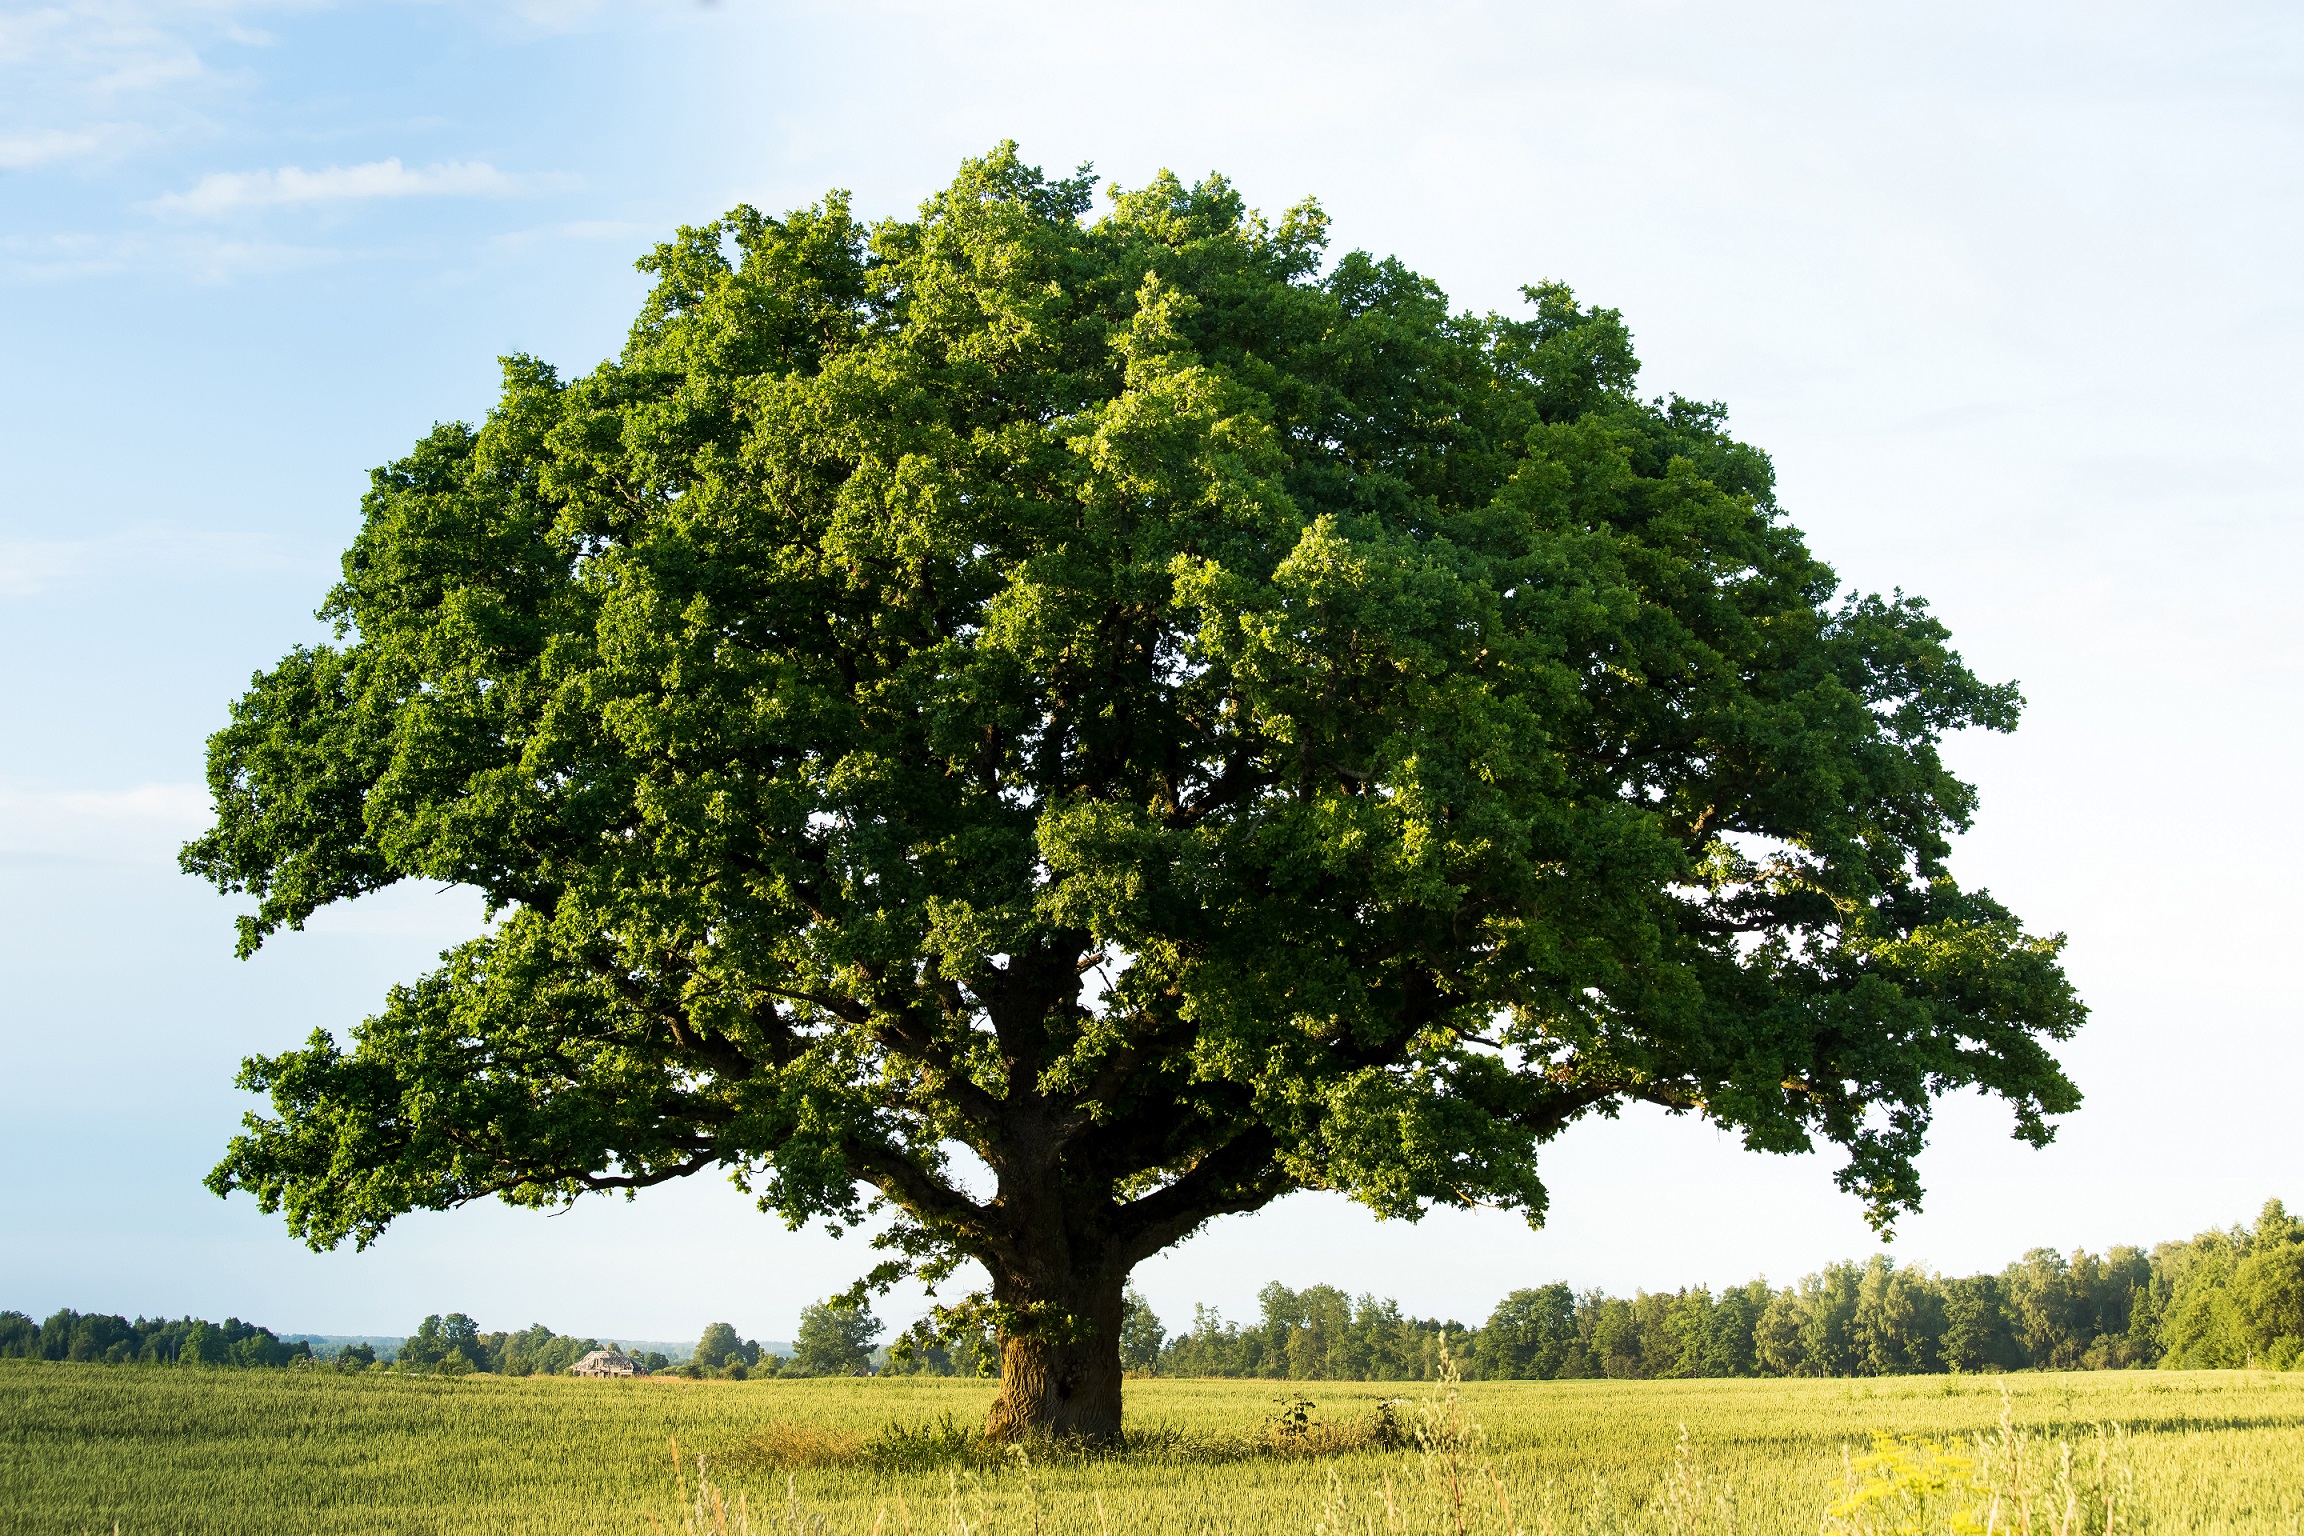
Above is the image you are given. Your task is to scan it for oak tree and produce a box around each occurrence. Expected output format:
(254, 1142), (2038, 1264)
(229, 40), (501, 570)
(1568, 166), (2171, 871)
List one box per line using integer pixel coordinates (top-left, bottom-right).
(185, 146), (2083, 1439)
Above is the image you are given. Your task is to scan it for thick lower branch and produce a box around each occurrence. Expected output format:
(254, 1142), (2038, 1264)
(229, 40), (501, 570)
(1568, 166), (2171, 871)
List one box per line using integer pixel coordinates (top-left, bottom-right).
(1111, 1126), (1290, 1266)
(850, 1143), (994, 1236)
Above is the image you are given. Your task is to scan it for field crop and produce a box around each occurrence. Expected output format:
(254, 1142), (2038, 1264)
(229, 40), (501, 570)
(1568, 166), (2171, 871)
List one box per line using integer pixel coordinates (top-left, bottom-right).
(2, 1360), (2300, 1535)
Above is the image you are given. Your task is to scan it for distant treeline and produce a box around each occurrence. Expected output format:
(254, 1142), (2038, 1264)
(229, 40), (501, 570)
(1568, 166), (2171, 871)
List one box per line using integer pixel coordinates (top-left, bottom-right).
(0, 1309), (647, 1376)
(0, 1311), (315, 1368)
(686, 1300), (992, 1379)
(13, 1201), (2297, 1381)
(1138, 1199), (2304, 1380)
(396, 1314), (661, 1376)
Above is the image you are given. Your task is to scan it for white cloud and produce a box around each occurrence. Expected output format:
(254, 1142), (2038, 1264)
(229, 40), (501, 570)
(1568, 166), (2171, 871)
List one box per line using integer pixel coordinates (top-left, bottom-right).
(501, 0), (612, 32)
(0, 779), (211, 865)
(151, 157), (520, 216)
(91, 47), (204, 94)
(0, 2), (211, 92)
(0, 525), (294, 598)
(0, 539), (84, 597)
(0, 127), (109, 167)
(0, 2), (255, 189)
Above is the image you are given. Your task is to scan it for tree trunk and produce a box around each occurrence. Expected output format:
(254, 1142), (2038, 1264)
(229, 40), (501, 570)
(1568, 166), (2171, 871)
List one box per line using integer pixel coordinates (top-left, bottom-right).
(982, 1250), (1129, 1442)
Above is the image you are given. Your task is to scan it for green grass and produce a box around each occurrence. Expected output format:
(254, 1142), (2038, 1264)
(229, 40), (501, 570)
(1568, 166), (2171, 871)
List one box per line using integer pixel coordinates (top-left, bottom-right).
(3, 1360), (2301, 1534)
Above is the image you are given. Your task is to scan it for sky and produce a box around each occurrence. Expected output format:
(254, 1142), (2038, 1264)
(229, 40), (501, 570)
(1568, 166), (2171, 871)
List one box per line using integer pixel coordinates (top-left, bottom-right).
(2, 0), (2299, 1349)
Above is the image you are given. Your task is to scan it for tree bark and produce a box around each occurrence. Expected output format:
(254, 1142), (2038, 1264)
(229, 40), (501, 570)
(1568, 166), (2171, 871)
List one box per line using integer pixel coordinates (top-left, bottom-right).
(981, 1248), (1129, 1442)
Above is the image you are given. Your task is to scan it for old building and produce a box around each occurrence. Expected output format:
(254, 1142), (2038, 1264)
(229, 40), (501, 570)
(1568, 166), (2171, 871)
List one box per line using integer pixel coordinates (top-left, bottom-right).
(569, 1348), (646, 1377)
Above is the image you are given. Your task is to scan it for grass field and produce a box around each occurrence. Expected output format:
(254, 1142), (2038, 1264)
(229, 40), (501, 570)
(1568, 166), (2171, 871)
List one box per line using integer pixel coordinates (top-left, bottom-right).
(3, 1360), (2301, 1535)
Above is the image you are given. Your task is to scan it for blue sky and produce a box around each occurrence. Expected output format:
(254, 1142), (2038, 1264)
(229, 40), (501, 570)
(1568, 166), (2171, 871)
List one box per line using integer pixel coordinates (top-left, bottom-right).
(3, 0), (2299, 1346)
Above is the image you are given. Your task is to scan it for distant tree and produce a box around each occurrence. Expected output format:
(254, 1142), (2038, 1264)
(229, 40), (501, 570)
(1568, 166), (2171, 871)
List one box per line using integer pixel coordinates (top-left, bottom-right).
(1588, 1295), (1650, 1378)
(1703, 1281), (1771, 1377)
(1753, 1289), (1809, 1377)
(1937, 1275), (2017, 1372)
(1650, 1288), (1708, 1379)
(1853, 1258), (1945, 1375)
(880, 1334), (949, 1376)
(1284, 1286), (1356, 1380)
(440, 1313), (482, 1370)
(1118, 1289), (1165, 1373)
(790, 1299), (881, 1377)
(2002, 1249), (2088, 1369)
(1, 1311), (298, 1370)
(64, 1313), (137, 1364)
(499, 1323), (580, 1376)
(542, 1335), (600, 1375)
(1475, 1285), (1577, 1380)
(399, 1315), (444, 1370)
(886, 1310), (996, 1379)
(2232, 1199), (2304, 1368)
(399, 1313), (486, 1373)
(179, 1321), (229, 1367)
(1795, 1264), (1863, 1377)
(187, 145), (2085, 1439)
(1254, 1285), (1304, 1373)
(2156, 1225), (2248, 1368)
(1347, 1295), (1414, 1380)
(693, 1322), (747, 1371)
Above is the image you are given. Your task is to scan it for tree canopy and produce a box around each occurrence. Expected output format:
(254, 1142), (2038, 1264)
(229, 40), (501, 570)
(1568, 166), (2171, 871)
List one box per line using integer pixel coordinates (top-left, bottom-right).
(790, 1299), (883, 1378)
(185, 144), (2081, 1437)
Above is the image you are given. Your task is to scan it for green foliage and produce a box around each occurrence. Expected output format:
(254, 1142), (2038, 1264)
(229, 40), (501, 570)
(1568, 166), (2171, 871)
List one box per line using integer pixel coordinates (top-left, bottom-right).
(2158, 1198), (2304, 1369)
(695, 1322), (744, 1369)
(185, 144), (2081, 1313)
(1117, 1288), (1165, 1372)
(399, 1312), (487, 1373)
(482, 1323), (603, 1377)
(1147, 1197), (2304, 1382)
(693, 1321), (763, 1376)
(882, 1313), (998, 1379)
(0, 1310), (313, 1368)
(791, 1299), (883, 1377)
(1472, 1283), (1580, 1380)
(1158, 1286), (1466, 1381)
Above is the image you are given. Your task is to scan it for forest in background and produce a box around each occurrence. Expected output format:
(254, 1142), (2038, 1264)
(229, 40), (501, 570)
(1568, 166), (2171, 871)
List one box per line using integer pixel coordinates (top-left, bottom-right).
(0, 1311), (632, 1375)
(7, 1199), (2298, 1379)
(1139, 1198), (2304, 1380)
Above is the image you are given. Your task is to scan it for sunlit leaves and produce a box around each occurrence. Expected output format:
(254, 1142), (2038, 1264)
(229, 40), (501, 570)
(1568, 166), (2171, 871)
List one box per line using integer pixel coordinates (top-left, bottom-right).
(192, 143), (2079, 1285)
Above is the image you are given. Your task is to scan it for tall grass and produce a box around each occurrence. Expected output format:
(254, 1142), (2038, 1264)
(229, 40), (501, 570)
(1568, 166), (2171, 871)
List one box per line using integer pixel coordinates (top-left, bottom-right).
(4, 1358), (2301, 1534)
(656, 1362), (2226, 1536)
